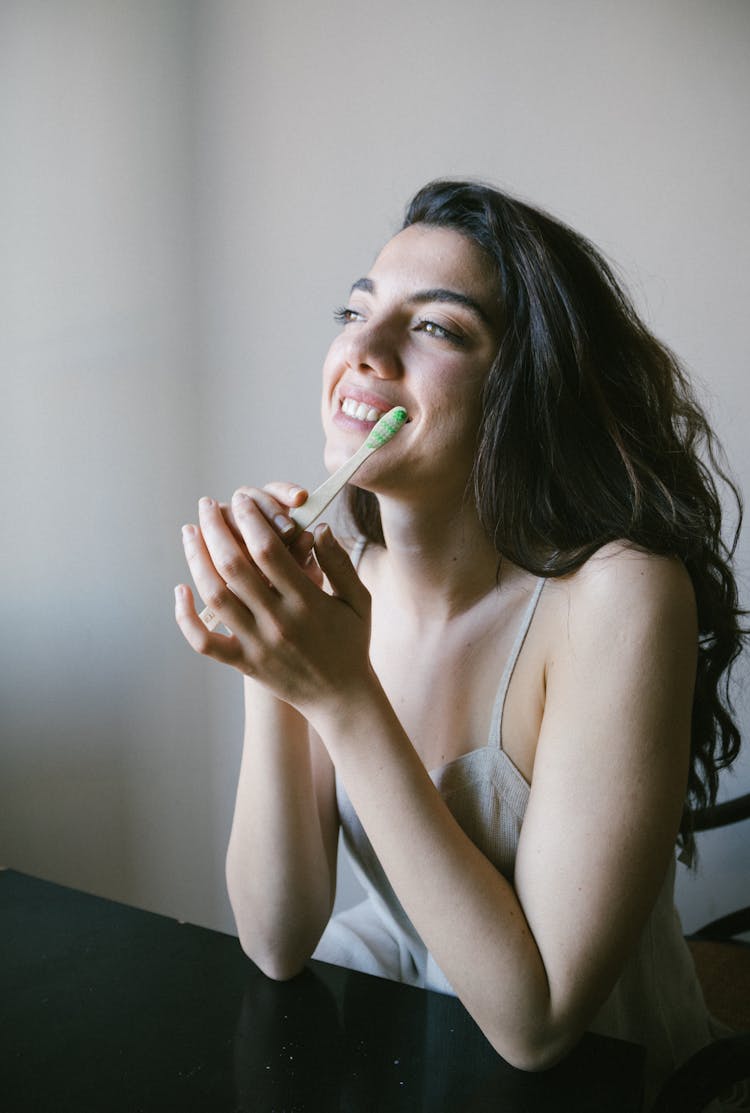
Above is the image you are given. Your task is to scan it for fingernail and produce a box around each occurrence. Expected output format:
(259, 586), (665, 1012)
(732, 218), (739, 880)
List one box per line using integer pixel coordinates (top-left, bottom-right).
(199, 496), (215, 509)
(318, 524), (334, 546)
(181, 524), (196, 541)
(290, 486), (305, 500)
(274, 514), (295, 537)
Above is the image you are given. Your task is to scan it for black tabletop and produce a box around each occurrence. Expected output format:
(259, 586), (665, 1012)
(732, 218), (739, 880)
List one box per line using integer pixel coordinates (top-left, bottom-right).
(1, 869), (645, 1112)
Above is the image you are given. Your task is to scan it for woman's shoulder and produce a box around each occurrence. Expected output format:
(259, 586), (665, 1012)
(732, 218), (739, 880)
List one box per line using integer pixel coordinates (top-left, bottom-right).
(533, 542), (698, 786)
(547, 540), (697, 645)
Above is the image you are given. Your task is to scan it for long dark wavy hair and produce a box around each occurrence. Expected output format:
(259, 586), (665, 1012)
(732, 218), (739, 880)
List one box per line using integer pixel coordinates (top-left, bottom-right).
(346, 178), (745, 863)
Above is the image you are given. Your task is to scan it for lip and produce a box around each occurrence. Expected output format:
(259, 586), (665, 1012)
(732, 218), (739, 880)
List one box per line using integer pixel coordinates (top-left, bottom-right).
(335, 383), (403, 415)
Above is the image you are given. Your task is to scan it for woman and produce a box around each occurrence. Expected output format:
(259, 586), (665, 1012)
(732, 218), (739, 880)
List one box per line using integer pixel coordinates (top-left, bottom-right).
(175, 180), (745, 1105)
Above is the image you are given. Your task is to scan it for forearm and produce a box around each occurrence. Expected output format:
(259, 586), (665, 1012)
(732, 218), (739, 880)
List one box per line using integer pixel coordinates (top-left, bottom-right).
(308, 676), (571, 1070)
(226, 678), (336, 979)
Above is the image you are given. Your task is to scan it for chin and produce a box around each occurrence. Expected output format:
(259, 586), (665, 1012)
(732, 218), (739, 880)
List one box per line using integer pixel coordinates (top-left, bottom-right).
(323, 441), (346, 475)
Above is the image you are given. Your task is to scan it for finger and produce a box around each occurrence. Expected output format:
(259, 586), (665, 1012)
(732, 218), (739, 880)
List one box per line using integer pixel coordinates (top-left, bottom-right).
(289, 528), (315, 564)
(220, 491), (294, 545)
(195, 499), (278, 612)
(292, 531), (325, 588)
(231, 491), (314, 600)
(222, 485), (308, 545)
(195, 498), (277, 605)
(217, 495), (316, 583)
(312, 525), (371, 618)
(260, 481), (308, 508)
(174, 583), (242, 666)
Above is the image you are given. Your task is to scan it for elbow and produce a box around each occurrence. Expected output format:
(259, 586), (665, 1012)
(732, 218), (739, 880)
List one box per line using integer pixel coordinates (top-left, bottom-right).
(226, 877), (316, 982)
(478, 973), (587, 1073)
(236, 929), (309, 983)
(226, 859), (333, 984)
(486, 1020), (583, 1074)
(500, 1042), (572, 1075)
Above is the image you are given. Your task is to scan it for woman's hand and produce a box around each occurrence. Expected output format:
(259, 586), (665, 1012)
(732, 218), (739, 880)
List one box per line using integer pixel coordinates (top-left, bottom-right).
(215, 482), (321, 586)
(174, 489), (373, 718)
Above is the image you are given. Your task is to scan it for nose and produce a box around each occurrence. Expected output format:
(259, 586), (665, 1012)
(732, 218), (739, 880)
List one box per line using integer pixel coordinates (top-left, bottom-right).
(343, 316), (402, 380)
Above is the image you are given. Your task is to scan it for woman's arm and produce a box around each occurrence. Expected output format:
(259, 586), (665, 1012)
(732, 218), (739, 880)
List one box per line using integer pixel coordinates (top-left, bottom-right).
(175, 486), (339, 979)
(304, 542), (696, 1071)
(225, 682), (338, 979)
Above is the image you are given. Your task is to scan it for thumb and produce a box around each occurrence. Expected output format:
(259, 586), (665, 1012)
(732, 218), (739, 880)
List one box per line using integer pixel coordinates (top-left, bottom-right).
(313, 525), (371, 617)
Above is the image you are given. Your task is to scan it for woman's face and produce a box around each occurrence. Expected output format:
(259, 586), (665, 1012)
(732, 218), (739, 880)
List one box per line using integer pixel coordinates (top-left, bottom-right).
(321, 223), (502, 500)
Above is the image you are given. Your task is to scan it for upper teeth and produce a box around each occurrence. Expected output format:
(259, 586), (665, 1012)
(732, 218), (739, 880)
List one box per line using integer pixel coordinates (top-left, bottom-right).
(341, 397), (384, 422)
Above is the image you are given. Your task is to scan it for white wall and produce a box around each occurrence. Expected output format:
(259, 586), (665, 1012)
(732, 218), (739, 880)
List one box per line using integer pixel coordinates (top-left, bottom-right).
(0, 0), (226, 926)
(2, 0), (748, 936)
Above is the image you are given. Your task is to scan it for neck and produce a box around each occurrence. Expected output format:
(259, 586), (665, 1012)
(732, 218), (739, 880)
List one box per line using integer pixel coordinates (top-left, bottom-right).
(374, 492), (502, 623)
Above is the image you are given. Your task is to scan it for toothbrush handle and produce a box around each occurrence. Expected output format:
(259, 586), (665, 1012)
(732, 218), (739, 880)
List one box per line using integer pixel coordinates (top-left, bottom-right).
(288, 441), (373, 532)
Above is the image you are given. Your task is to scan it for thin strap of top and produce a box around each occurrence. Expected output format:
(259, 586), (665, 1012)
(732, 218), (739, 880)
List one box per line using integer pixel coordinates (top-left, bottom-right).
(488, 577), (546, 751)
(350, 534), (368, 570)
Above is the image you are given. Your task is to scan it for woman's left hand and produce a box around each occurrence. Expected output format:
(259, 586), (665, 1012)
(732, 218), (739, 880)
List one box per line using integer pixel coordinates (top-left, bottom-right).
(175, 491), (374, 716)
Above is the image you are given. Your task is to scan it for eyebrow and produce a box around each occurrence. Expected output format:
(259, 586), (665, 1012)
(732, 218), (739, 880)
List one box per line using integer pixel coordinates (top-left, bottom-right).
(350, 277), (493, 326)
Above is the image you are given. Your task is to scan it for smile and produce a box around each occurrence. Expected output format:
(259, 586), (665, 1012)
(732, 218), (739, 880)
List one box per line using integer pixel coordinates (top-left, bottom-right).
(340, 397), (386, 423)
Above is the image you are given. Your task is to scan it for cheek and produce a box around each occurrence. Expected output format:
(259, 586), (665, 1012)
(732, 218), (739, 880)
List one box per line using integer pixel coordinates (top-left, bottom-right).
(321, 340), (343, 398)
(428, 364), (485, 416)
(425, 373), (485, 453)
(320, 348), (337, 413)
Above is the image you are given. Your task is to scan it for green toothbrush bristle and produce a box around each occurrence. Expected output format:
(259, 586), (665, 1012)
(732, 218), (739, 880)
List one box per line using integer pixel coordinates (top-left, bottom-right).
(365, 406), (408, 449)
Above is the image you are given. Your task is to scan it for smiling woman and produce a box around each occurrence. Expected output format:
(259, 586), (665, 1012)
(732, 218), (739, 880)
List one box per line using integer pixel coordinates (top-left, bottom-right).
(175, 179), (747, 1110)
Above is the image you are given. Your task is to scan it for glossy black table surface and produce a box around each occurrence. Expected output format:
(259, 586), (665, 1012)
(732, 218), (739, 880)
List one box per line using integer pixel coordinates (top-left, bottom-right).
(1, 869), (645, 1112)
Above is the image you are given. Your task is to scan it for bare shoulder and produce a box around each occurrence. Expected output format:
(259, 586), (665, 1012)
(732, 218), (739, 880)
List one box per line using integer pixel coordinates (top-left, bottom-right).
(548, 541), (697, 644)
(535, 541), (699, 748)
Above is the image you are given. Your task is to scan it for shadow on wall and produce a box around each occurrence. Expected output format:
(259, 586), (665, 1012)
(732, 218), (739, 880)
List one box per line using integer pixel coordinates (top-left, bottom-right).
(2, 734), (136, 896)
(0, 634), (225, 928)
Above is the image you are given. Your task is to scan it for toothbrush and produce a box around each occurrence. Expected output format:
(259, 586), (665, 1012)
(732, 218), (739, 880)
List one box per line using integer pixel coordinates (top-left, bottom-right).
(198, 405), (408, 631)
(289, 405), (408, 531)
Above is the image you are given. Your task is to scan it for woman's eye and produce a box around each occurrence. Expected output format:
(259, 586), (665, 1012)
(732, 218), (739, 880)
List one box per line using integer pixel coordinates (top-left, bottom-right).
(333, 306), (363, 325)
(417, 319), (464, 344)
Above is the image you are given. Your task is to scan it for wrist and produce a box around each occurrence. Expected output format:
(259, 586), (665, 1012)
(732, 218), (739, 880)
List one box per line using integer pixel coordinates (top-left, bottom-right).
(302, 666), (386, 743)
(243, 675), (310, 734)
